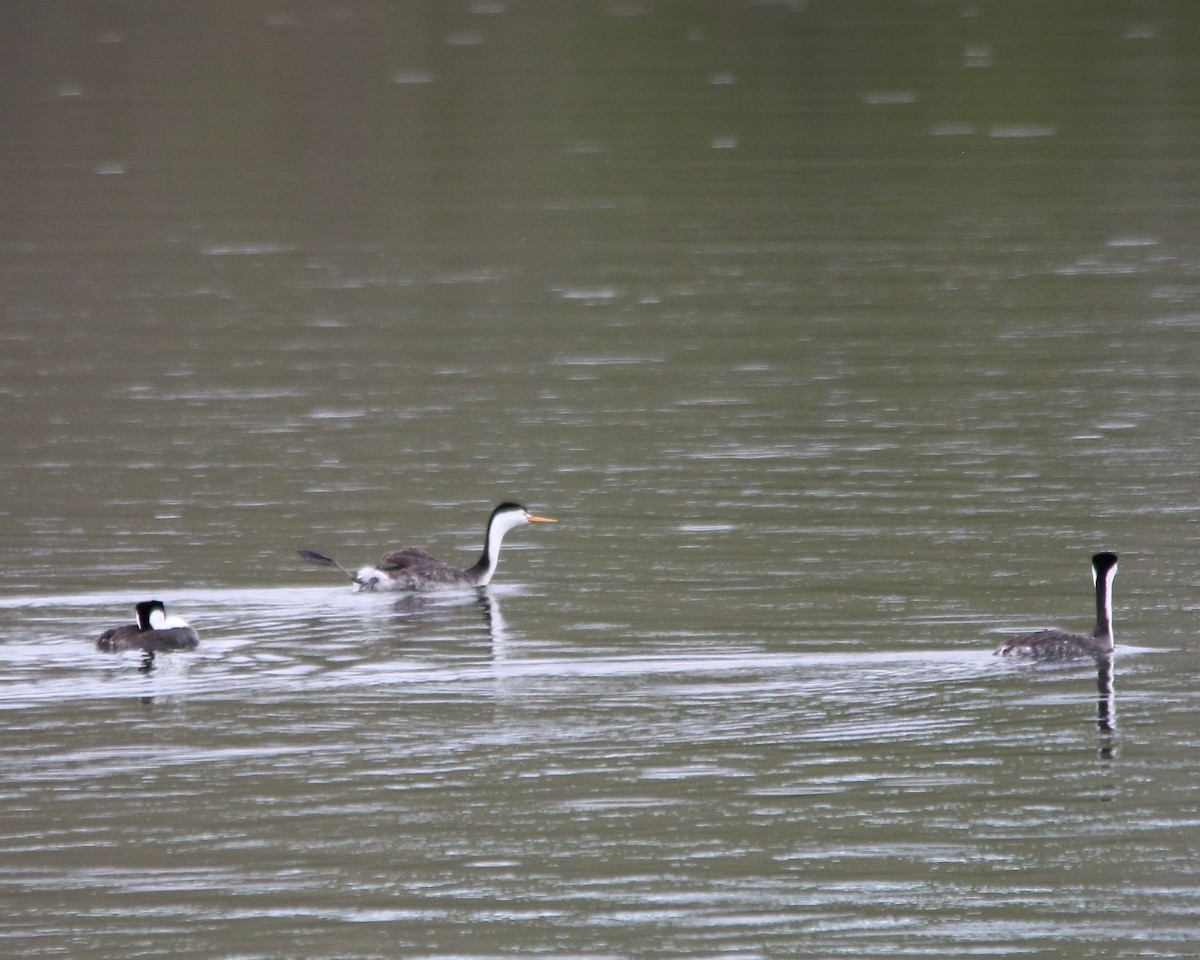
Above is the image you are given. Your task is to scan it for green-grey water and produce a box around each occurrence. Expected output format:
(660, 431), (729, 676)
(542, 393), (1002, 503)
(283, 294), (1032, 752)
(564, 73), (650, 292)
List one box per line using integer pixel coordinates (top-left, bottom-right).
(2, 2), (1199, 957)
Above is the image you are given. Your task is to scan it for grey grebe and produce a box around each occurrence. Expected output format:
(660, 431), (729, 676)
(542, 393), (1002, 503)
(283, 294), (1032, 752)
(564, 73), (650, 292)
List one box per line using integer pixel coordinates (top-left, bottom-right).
(300, 502), (557, 592)
(96, 600), (200, 653)
(995, 552), (1119, 661)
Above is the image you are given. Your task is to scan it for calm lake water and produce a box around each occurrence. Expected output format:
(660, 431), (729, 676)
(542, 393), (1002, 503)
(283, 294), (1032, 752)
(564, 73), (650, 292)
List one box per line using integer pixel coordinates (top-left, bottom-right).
(2, 2), (1199, 957)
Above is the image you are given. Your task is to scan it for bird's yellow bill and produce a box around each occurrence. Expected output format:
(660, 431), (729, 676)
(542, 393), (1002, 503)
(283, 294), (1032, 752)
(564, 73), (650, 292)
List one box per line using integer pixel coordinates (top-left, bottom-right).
(527, 514), (557, 523)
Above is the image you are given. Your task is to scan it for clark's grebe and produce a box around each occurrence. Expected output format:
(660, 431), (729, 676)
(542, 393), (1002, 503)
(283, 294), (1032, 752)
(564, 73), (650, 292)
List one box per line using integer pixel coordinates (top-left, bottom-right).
(96, 600), (200, 653)
(300, 501), (557, 592)
(995, 552), (1119, 661)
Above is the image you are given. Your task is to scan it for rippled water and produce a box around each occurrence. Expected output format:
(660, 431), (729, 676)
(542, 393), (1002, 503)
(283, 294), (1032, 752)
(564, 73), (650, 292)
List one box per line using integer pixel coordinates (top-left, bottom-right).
(1, 581), (1192, 958)
(3, 1), (1200, 957)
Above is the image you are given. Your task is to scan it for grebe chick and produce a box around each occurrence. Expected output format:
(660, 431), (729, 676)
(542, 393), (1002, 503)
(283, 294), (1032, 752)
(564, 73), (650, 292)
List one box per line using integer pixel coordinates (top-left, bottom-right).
(300, 501), (557, 593)
(995, 552), (1119, 661)
(96, 600), (200, 653)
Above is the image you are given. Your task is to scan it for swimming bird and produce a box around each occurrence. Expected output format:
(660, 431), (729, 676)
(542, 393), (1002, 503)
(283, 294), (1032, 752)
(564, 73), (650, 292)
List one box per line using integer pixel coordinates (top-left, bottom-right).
(96, 600), (200, 653)
(995, 552), (1119, 661)
(299, 502), (557, 592)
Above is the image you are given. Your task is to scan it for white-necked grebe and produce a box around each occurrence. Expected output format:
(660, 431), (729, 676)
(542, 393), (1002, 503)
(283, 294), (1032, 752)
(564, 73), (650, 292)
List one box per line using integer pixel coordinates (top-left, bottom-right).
(995, 551), (1119, 661)
(300, 501), (557, 592)
(96, 600), (200, 653)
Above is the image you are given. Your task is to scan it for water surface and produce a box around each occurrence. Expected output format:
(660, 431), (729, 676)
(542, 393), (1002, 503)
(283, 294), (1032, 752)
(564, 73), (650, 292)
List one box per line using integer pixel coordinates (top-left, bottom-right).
(2, 2), (1199, 957)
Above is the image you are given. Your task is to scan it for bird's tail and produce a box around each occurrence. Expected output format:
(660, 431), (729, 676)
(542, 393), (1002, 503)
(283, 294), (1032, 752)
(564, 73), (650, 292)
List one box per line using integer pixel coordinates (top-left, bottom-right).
(298, 548), (358, 583)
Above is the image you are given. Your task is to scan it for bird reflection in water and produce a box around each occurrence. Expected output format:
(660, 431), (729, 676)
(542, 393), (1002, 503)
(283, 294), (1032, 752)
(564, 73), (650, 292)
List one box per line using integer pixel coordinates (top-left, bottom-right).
(475, 589), (510, 644)
(1095, 654), (1117, 760)
(997, 649), (1120, 761)
(384, 587), (509, 645)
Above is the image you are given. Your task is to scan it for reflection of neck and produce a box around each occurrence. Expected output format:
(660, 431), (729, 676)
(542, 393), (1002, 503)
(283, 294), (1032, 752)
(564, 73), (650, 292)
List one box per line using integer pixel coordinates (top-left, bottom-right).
(476, 589), (509, 644)
(1096, 655), (1116, 735)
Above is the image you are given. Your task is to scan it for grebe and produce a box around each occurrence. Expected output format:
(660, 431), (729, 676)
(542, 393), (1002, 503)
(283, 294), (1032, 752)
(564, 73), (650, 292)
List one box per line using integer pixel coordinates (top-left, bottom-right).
(995, 552), (1119, 661)
(96, 600), (200, 653)
(300, 502), (557, 592)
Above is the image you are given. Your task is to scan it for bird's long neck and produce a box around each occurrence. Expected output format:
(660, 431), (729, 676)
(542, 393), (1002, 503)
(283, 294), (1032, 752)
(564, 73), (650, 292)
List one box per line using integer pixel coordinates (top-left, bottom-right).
(466, 515), (513, 586)
(135, 602), (159, 631)
(1093, 564), (1116, 641)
